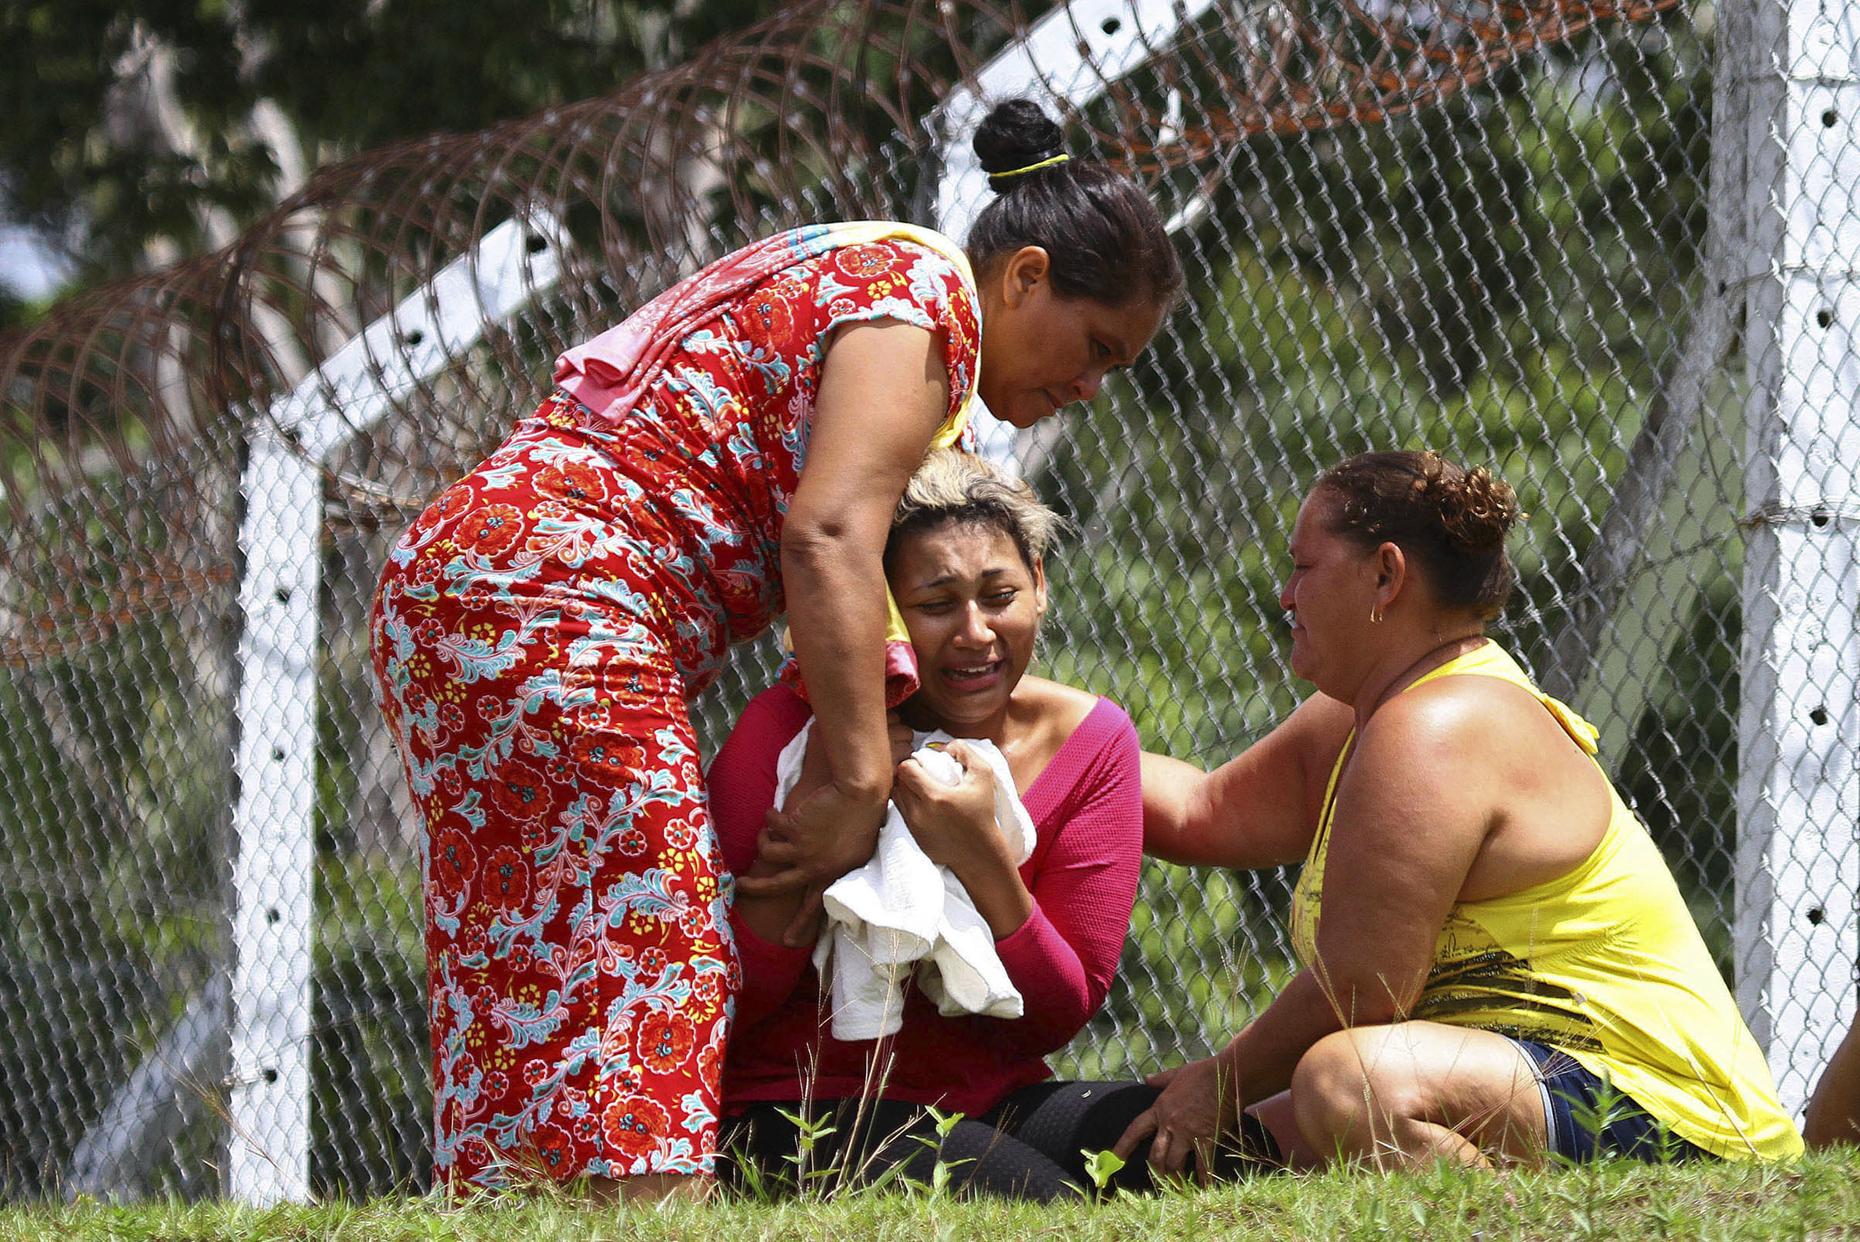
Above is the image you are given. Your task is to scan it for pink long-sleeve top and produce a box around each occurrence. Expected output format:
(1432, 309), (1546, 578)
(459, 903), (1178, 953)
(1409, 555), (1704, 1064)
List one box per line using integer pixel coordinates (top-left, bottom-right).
(711, 684), (1144, 1116)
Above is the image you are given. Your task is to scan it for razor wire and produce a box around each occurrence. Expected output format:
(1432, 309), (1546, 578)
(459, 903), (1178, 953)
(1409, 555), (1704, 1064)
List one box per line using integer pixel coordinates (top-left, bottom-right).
(0, 0), (1853, 1203)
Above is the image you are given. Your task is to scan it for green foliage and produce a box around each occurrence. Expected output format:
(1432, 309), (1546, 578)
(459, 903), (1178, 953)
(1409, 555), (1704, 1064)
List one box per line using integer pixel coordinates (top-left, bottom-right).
(1081, 1147), (1126, 1191)
(773, 1106), (841, 1195)
(1614, 580), (1742, 973)
(0, 0), (785, 286)
(312, 856), (430, 1198)
(907, 1106), (969, 1197)
(0, 615), (231, 1199)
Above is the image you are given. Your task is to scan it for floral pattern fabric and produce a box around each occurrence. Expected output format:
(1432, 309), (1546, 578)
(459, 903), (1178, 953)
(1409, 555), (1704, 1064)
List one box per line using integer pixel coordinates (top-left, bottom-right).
(370, 234), (980, 1191)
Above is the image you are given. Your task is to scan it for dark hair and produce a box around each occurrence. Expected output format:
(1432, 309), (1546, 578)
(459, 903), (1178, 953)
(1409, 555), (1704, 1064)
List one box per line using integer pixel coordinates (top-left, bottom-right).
(884, 449), (1064, 576)
(965, 99), (1183, 309)
(1316, 450), (1523, 619)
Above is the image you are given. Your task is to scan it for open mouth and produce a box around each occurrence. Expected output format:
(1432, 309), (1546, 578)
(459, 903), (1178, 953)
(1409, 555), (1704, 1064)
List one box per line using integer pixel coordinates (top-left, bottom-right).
(942, 659), (1006, 690)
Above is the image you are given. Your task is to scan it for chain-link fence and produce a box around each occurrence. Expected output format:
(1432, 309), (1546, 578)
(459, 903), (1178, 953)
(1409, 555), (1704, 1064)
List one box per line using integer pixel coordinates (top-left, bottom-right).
(2, 0), (1855, 1204)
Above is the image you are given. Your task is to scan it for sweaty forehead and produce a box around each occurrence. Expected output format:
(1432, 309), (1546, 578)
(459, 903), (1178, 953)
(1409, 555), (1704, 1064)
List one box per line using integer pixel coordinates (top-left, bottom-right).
(896, 520), (1019, 561)
(1289, 489), (1342, 543)
(892, 520), (1025, 576)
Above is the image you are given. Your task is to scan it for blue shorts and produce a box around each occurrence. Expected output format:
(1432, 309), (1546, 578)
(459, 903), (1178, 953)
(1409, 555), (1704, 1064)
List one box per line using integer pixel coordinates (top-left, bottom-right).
(1510, 1039), (1710, 1164)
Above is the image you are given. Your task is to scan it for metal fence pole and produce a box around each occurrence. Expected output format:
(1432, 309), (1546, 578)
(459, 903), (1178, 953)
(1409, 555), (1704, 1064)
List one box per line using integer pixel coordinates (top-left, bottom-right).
(1734, 0), (1860, 1115)
(227, 212), (563, 1204)
(229, 427), (321, 1204)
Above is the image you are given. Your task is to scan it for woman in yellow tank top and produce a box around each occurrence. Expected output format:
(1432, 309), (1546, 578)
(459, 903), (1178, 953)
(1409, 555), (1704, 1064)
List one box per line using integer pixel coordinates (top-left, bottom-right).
(1120, 450), (1800, 1175)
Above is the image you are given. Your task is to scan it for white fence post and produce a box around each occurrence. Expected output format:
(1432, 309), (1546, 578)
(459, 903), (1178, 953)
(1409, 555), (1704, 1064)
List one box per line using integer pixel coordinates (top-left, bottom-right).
(1734, 0), (1860, 1116)
(229, 430), (321, 1204)
(228, 210), (563, 1204)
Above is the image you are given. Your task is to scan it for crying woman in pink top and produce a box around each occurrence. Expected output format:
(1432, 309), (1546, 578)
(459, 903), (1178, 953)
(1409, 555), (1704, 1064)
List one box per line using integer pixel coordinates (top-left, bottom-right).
(709, 449), (1150, 1201)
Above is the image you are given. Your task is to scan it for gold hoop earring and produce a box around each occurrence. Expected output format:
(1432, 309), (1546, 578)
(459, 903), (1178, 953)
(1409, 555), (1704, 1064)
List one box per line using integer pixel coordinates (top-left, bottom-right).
(1369, 606), (1384, 624)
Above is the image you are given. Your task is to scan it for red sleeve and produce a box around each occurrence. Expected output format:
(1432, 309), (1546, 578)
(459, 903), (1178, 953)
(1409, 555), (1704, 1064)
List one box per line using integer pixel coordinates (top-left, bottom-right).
(810, 238), (980, 425)
(707, 685), (815, 1028)
(984, 701), (1144, 1056)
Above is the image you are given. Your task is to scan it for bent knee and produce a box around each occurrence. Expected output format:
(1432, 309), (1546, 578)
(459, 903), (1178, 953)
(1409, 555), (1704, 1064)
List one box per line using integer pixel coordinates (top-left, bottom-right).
(1292, 1027), (1424, 1139)
(1293, 1031), (1369, 1118)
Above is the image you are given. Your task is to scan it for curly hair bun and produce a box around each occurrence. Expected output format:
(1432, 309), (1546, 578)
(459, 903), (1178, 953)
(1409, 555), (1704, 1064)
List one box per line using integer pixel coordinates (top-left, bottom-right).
(1417, 453), (1521, 552)
(973, 98), (1066, 189)
(1318, 449), (1522, 620)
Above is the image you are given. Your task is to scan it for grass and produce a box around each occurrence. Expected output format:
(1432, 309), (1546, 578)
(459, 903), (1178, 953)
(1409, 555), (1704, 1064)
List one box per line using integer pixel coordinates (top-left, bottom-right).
(6, 1149), (1860, 1241)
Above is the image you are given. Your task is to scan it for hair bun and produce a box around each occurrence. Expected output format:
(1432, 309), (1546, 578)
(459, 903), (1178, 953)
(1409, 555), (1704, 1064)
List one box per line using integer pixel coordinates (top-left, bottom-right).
(1427, 457), (1521, 551)
(973, 98), (1065, 187)
(1318, 449), (1520, 619)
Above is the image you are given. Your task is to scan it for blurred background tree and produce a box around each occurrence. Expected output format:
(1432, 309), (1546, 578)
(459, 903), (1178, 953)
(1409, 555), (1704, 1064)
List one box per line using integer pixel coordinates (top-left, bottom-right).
(0, 0), (781, 302)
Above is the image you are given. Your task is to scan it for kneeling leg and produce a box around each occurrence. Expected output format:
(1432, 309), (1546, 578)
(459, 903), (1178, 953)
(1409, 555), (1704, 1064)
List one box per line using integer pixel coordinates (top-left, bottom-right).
(1290, 1021), (1547, 1169)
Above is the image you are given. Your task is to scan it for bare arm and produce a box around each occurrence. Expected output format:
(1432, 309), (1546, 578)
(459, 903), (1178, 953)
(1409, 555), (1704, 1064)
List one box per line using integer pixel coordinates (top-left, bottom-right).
(735, 321), (949, 920)
(782, 320), (949, 800)
(1120, 683), (1498, 1173)
(1300, 689), (1492, 1022)
(1141, 693), (1354, 868)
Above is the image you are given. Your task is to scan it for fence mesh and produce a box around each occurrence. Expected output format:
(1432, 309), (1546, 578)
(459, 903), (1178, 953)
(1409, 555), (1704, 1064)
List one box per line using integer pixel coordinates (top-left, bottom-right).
(0, 0), (1847, 1201)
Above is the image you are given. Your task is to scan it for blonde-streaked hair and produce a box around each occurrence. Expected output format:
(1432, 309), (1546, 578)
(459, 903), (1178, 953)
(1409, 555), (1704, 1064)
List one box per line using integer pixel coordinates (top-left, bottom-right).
(885, 449), (1064, 572)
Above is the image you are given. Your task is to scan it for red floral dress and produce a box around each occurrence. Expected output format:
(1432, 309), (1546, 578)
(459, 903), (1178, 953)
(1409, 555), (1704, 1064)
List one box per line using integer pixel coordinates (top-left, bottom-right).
(370, 233), (980, 1190)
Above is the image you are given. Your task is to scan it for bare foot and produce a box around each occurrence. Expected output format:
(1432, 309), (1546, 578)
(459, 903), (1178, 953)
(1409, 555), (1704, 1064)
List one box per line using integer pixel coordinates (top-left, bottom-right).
(585, 1172), (712, 1205)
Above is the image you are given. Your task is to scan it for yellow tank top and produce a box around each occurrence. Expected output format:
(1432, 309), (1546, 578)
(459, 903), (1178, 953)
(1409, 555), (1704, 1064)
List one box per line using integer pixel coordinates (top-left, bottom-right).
(1288, 642), (1802, 1160)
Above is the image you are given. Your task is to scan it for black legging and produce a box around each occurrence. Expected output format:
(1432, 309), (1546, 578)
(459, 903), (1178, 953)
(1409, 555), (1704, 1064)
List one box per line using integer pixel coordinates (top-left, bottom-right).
(720, 1080), (1276, 1202)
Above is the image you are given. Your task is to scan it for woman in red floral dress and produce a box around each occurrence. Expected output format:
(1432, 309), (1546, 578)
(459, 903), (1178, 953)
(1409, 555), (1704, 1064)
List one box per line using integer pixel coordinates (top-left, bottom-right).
(369, 99), (1181, 1199)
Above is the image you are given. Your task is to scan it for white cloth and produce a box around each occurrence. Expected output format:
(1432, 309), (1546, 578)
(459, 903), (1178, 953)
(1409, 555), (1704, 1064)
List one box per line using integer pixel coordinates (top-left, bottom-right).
(772, 721), (1036, 1041)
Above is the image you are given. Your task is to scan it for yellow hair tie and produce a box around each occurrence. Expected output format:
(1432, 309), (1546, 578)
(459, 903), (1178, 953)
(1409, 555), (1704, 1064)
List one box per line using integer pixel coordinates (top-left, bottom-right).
(990, 152), (1070, 180)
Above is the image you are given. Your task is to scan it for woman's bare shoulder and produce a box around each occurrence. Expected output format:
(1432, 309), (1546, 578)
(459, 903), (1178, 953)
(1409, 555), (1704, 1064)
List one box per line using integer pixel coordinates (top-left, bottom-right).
(1013, 674), (1106, 736)
(1385, 672), (1547, 727)
(1357, 673), (1565, 771)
